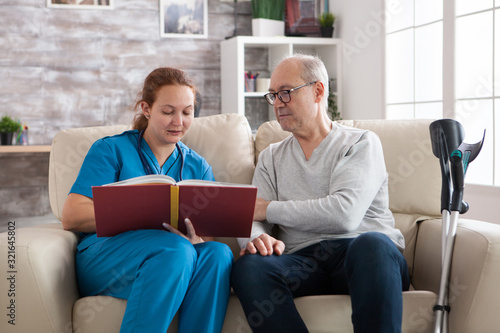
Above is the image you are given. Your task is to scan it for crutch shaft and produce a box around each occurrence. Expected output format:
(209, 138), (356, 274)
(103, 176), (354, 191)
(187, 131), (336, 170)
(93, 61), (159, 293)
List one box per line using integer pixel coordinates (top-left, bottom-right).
(433, 211), (459, 333)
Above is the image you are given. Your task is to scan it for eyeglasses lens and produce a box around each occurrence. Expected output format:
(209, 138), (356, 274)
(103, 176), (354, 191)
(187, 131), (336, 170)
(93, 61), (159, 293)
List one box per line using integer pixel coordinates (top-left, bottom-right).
(265, 91), (291, 106)
(278, 91), (290, 103)
(265, 94), (275, 105)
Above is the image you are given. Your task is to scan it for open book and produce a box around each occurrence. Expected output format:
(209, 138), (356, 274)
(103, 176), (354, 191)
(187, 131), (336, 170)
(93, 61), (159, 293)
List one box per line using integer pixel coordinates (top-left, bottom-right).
(92, 175), (257, 238)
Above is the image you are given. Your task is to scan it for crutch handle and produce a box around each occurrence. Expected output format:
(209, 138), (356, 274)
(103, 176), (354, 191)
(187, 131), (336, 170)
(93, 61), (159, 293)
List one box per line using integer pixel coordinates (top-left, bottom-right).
(450, 150), (465, 212)
(429, 119), (465, 213)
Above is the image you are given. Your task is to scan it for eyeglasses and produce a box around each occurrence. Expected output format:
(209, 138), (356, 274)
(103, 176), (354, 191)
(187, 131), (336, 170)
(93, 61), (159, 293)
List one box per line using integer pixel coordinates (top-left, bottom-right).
(264, 81), (317, 106)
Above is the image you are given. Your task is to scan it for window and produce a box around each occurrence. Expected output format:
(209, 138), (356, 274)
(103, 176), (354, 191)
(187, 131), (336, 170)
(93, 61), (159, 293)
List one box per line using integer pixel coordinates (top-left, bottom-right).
(386, 0), (443, 120)
(385, 0), (498, 186)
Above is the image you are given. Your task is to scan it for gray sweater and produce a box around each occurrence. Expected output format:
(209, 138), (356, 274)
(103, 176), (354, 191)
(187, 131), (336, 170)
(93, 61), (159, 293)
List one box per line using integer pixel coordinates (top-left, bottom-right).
(238, 122), (405, 254)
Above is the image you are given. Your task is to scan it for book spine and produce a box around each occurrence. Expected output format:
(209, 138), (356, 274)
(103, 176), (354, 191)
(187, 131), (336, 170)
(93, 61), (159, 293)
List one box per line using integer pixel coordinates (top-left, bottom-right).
(170, 185), (179, 229)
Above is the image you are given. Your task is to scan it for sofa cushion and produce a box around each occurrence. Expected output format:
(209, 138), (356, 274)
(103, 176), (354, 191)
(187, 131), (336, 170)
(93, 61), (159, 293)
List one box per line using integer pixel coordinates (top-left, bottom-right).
(182, 113), (255, 185)
(49, 124), (130, 221)
(0, 224), (79, 333)
(48, 114), (255, 221)
(349, 119), (441, 217)
(393, 213), (431, 277)
(413, 218), (500, 332)
(73, 292), (437, 333)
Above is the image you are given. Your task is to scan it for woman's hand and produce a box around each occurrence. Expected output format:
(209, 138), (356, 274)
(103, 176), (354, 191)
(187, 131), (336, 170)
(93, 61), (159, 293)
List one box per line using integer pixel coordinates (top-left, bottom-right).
(163, 218), (204, 245)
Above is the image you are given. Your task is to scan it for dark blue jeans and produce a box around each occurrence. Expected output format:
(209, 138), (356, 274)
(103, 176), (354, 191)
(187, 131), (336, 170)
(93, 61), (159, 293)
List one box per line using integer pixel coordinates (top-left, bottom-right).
(231, 232), (410, 333)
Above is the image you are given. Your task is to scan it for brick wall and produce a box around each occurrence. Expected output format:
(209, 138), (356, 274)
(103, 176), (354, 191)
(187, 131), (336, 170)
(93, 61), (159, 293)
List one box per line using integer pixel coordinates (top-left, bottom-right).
(0, 0), (253, 225)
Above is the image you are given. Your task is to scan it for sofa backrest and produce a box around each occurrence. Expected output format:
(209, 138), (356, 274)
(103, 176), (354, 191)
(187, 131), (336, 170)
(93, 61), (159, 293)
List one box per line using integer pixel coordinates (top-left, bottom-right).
(48, 113), (255, 221)
(254, 119), (442, 217)
(48, 114), (441, 269)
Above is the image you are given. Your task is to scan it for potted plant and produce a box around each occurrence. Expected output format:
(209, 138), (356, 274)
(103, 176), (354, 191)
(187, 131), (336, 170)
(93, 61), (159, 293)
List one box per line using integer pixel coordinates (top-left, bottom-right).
(319, 12), (335, 38)
(251, 0), (286, 37)
(0, 115), (21, 145)
(327, 78), (341, 121)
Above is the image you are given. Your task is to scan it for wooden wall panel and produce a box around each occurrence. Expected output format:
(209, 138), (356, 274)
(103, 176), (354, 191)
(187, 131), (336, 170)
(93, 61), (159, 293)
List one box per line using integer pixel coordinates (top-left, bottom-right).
(0, 0), (254, 225)
(0, 0), (252, 144)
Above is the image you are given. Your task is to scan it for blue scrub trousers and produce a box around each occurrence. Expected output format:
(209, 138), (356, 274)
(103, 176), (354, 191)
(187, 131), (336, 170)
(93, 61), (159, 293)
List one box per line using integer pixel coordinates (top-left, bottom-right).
(76, 230), (233, 333)
(231, 232), (410, 333)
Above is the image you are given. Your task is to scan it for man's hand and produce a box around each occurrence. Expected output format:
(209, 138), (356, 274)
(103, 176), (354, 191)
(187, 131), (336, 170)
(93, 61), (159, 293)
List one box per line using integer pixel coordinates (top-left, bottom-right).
(163, 218), (204, 245)
(253, 197), (271, 221)
(240, 233), (285, 256)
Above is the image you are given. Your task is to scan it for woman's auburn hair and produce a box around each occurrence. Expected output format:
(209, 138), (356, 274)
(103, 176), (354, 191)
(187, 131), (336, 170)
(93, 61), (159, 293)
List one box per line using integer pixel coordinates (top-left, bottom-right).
(132, 67), (197, 132)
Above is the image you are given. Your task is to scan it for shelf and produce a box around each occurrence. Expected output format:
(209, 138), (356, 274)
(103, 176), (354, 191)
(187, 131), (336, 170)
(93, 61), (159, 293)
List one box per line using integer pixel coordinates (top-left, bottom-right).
(245, 92), (267, 98)
(0, 145), (51, 153)
(221, 36), (342, 131)
(226, 36), (342, 48)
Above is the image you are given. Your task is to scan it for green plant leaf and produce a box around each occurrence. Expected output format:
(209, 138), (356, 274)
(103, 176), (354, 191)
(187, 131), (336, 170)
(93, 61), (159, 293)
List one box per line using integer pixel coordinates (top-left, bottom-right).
(0, 116), (21, 133)
(319, 12), (335, 27)
(251, 0), (286, 20)
(327, 78), (341, 121)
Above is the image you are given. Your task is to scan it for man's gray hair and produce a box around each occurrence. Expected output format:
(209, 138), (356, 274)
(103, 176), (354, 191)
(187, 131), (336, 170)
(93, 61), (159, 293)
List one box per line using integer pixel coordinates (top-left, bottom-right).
(279, 54), (330, 112)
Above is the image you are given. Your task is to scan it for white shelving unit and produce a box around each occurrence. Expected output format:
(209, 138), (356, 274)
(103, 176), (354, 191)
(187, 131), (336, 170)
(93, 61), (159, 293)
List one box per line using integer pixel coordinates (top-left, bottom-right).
(220, 36), (342, 129)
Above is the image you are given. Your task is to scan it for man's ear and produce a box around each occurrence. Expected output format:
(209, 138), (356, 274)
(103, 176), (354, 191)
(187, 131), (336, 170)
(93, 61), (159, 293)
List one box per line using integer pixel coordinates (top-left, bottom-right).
(314, 81), (326, 103)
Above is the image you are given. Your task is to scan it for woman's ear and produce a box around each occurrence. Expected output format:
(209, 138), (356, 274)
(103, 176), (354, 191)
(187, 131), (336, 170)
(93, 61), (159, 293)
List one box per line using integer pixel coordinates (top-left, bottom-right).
(141, 101), (151, 119)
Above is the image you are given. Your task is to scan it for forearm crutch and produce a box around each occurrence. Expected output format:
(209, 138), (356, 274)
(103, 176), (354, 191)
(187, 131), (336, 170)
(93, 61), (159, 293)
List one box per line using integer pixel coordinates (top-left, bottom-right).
(429, 119), (484, 333)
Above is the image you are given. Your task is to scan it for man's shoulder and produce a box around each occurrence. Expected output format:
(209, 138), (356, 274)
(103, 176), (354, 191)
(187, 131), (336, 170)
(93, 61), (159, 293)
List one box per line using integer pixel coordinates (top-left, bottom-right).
(332, 122), (379, 144)
(256, 135), (293, 167)
(264, 135), (294, 155)
(333, 121), (368, 135)
(330, 123), (384, 160)
(269, 133), (294, 148)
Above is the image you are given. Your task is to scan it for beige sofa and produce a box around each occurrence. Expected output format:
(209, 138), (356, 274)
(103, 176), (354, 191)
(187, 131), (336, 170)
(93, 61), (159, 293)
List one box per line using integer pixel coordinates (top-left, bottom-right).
(1, 113), (500, 333)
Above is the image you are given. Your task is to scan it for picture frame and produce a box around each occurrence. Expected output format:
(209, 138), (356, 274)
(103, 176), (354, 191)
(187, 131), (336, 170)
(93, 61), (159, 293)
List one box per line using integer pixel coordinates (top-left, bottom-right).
(160, 0), (208, 39)
(47, 0), (113, 10)
(285, 0), (322, 37)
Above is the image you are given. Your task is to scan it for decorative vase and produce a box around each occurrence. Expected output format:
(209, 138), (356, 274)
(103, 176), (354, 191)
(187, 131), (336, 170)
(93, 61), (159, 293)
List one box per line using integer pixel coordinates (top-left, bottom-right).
(320, 26), (334, 38)
(0, 132), (14, 145)
(252, 18), (285, 37)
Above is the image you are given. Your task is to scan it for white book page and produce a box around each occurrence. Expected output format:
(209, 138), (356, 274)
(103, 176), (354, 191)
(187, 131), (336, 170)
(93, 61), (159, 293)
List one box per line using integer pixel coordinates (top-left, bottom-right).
(104, 174), (176, 186)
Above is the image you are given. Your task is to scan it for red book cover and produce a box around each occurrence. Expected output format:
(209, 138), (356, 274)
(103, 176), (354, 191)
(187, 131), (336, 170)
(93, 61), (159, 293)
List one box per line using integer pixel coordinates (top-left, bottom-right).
(92, 175), (257, 238)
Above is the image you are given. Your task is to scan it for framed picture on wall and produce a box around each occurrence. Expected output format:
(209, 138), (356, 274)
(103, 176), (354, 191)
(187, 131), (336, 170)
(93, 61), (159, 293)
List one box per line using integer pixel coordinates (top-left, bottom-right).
(285, 0), (321, 37)
(160, 0), (208, 39)
(47, 0), (113, 10)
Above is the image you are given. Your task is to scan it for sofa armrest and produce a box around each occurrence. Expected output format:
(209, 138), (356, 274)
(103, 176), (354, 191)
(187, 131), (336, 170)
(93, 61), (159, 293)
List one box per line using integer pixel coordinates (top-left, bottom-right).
(0, 223), (79, 332)
(412, 218), (500, 333)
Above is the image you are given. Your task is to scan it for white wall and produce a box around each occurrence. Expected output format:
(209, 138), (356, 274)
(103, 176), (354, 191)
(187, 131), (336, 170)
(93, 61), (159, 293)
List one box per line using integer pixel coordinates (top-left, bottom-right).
(331, 0), (385, 120)
(331, 0), (499, 224)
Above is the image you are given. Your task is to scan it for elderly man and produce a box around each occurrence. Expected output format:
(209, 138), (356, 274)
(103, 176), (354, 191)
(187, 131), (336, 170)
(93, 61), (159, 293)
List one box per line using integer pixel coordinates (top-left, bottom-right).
(231, 54), (409, 333)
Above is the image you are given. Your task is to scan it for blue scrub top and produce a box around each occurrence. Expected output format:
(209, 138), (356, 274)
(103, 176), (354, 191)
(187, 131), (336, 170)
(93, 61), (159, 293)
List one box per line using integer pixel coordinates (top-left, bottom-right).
(70, 129), (215, 249)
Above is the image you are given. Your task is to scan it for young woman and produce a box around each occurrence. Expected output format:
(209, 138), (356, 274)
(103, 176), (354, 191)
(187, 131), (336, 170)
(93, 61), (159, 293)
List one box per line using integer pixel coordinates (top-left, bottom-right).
(61, 67), (233, 333)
